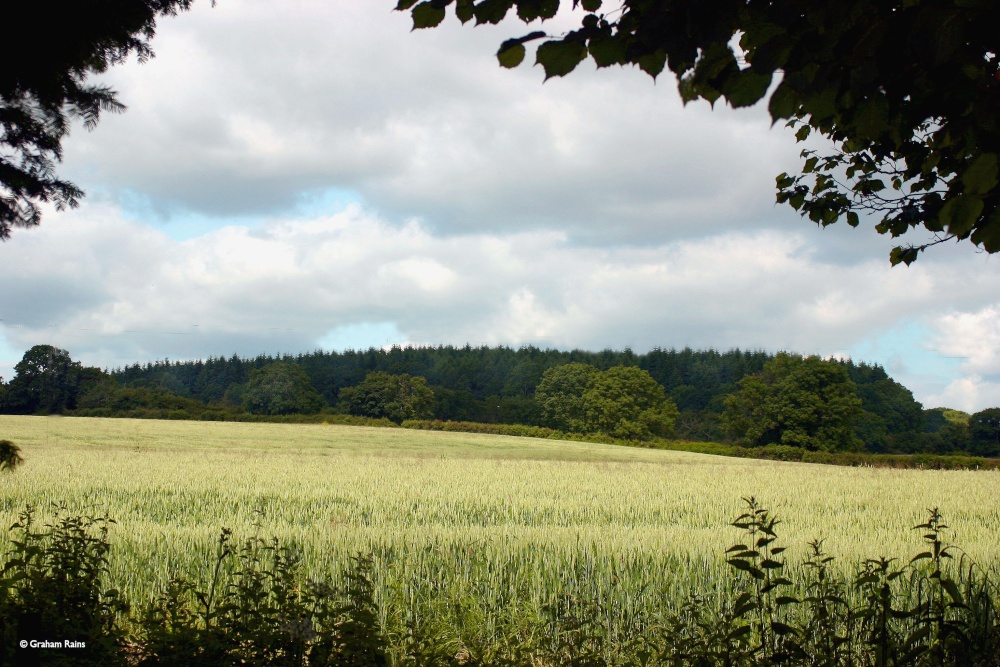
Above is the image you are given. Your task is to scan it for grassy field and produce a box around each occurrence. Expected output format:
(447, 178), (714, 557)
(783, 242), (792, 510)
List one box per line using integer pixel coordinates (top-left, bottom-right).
(2, 415), (999, 643)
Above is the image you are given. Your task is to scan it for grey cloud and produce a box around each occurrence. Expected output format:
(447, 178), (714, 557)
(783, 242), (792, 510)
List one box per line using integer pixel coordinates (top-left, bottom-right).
(58, 0), (823, 248)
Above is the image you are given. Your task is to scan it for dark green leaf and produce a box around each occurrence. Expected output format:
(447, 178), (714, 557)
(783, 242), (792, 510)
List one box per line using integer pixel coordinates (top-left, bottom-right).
(961, 153), (998, 195)
(536, 39), (587, 79)
(411, 2), (446, 29)
(455, 0), (474, 22)
(637, 50), (667, 79)
(942, 578), (965, 606)
(538, 0), (559, 18)
(497, 42), (526, 68)
(940, 194), (984, 237)
(581, 0), (602, 10)
(970, 207), (1000, 252)
(772, 621), (798, 636)
(855, 97), (889, 139)
(768, 82), (798, 121)
(589, 36), (626, 68)
(723, 69), (772, 108)
(474, 0), (515, 25)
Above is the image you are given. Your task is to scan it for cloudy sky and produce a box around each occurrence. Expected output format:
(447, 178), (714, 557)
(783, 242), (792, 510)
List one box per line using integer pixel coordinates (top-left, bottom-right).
(3, 0), (999, 411)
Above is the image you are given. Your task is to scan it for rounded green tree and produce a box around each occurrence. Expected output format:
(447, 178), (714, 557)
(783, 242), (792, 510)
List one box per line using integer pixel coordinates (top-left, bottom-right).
(724, 353), (863, 452)
(340, 372), (434, 423)
(536, 363), (677, 439)
(242, 363), (326, 416)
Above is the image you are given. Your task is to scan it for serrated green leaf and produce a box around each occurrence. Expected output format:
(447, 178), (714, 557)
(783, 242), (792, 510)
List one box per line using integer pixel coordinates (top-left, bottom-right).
(411, 2), (446, 29)
(961, 153), (998, 195)
(772, 621), (798, 636)
(536, 39), (587, 79)
(581, 0), (602, 10)
(455, 0), (474, 22)
(847, 211), (860, 227)
(776, 173), (795, 189)
(970, 206), (1000, 252)
(538, 0), (559, 18)
(396, 0), (420, 10)
(727, 558), (754, 572)
(795, 125), (811, 141)
(723, 69), (772, 108)
(497, 41), (526, 68)
(768, 82), (798, 121)
(637, 50), (667, 79)
(940, 194), (984, 237)
(474, 0), (515, 25)
(588, 36), (626, 68)
(942, 579), (965, 606)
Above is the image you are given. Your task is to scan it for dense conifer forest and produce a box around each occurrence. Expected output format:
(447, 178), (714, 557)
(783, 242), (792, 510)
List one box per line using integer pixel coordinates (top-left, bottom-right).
(109, 345), (936, 452)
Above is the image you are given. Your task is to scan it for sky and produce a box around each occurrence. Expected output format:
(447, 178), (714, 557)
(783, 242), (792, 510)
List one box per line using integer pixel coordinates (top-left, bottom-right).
(2, 0), (999, 412)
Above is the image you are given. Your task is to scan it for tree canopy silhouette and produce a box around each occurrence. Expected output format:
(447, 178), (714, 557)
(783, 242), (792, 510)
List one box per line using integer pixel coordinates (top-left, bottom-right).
(400, 0), (1000, 264)
(0, 0), (203, 237)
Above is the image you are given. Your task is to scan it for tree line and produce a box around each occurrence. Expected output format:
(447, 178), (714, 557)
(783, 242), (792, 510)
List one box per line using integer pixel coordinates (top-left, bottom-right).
(1, 344), (997, 456)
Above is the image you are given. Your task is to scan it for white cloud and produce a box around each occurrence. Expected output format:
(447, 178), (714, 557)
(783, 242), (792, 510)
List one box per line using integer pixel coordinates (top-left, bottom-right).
(923, 376), (1000, 413)
(933, 305), (1000, 377)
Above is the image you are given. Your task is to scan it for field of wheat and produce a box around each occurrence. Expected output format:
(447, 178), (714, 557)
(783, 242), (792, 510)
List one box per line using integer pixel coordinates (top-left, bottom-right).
(2, 415), (998, 642)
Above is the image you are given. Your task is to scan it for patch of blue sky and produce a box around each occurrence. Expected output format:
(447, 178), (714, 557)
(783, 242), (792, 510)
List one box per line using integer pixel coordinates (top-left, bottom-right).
(291, 188), (365, 219)
(117, 187), (366, 241)
(848, 320), (965, 406)
(317, 322), (406, 352)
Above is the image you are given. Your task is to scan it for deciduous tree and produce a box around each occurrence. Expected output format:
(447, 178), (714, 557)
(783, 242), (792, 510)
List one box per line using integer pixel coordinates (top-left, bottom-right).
(536, 363), (677, 439)
(401, 0), (1000, 264)
(4, 345), (81, 414)
(340, 372), (435, 423)
(535, 362), (599, 432)
(243, 362), (326, 416)
(968, 407), (1000, 457)
(724, 353), (863, 452)
(0, 0), (201, 237)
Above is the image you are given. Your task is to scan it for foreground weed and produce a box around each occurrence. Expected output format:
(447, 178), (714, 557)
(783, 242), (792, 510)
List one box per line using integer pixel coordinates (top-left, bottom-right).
(0, 504), (127, 666)
(724, 496), (798, 663)
(138, 535), (386, 667)
(3, 494), (1000, 666)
